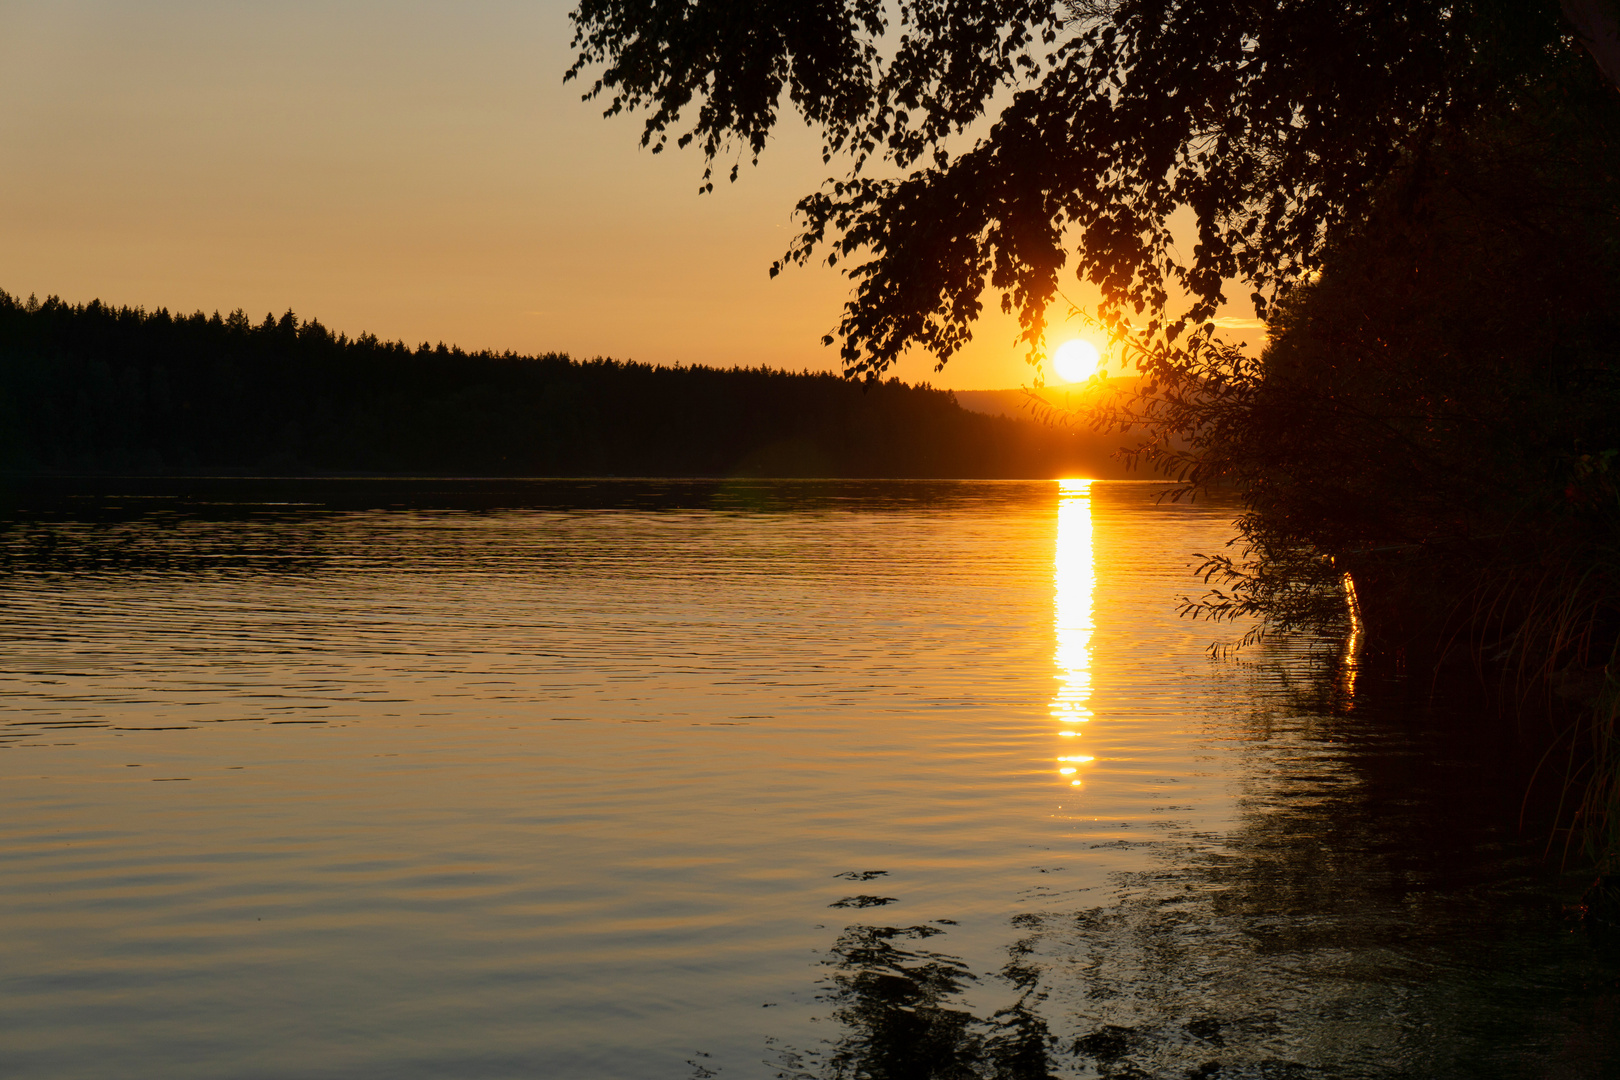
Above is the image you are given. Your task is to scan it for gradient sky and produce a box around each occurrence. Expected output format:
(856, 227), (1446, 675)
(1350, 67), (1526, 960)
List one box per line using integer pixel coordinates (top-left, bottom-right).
(0, 1), (1262, 390)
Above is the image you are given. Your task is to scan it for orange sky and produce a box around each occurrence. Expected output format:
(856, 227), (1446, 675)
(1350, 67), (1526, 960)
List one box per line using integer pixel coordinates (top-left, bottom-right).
(0, 1), (1263, 390)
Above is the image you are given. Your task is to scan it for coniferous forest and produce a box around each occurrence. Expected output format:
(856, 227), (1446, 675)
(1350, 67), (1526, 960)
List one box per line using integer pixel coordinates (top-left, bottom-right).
(0, 291), (1122, 479)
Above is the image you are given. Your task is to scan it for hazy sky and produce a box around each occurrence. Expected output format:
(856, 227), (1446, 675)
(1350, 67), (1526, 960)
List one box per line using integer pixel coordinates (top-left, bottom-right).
(0, 1), (1260, 390)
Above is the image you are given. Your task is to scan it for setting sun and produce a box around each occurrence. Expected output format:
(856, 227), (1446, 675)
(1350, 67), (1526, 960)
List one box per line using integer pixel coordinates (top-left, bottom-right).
(1052, 339), (1102, 382)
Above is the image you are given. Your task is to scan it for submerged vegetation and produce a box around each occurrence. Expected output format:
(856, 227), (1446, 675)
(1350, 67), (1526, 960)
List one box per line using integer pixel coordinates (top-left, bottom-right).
(0, 291), (1118, 480)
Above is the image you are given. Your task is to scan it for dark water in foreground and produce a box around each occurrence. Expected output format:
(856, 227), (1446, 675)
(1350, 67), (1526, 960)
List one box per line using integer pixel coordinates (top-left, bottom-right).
(0, 478), (1613, 1079)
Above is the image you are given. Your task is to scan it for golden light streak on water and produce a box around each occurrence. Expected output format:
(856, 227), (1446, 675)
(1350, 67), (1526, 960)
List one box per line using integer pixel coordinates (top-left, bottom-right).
(1339, 572), (1363, 706)
(1052, 479), (1095, 785)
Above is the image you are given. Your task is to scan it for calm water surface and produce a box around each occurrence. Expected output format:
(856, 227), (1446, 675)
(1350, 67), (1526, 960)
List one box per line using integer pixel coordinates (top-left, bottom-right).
(0, 479), (1613, 1079)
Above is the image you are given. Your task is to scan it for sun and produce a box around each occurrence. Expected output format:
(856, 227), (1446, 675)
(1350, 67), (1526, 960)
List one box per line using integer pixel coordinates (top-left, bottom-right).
(1052, 339), (1102, 383)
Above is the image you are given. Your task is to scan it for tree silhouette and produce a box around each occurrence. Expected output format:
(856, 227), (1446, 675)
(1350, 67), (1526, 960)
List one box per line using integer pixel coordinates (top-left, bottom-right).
(569, 1), (1603, 373)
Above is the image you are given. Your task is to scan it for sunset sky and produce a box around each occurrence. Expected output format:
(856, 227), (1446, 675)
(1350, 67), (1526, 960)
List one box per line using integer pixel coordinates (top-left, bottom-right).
(0, 1), (1262, 390)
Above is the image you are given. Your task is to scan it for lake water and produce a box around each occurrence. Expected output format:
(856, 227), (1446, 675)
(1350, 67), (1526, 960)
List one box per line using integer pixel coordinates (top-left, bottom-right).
(0, 478), (1614, 1079)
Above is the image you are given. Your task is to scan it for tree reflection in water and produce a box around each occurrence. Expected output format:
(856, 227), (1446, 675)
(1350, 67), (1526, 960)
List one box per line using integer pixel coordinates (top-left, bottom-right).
(774, 660), (1620, 1080)
(772, 907), (1060, 1080)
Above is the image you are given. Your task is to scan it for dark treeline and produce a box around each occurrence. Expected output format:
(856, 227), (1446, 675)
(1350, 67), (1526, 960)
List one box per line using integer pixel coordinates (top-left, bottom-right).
(0, 291), (1121, 479)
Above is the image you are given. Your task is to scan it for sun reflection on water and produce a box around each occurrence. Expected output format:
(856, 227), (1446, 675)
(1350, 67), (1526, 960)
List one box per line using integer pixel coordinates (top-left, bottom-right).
(1052, 479), (1095, 785)
(1338, 571), (1363, 707)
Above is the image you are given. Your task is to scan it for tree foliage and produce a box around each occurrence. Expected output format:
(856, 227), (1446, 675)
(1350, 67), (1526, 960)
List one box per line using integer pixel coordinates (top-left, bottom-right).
(1100, 87), (1620, 654)
(569, 0), (1594, 374)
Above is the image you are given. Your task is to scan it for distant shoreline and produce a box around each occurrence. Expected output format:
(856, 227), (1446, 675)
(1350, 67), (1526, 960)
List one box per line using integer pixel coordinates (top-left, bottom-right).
(0, 292), (1143, 482)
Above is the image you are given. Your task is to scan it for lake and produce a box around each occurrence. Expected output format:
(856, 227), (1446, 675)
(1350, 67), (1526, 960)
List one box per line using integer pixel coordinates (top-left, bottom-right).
(0, 478), (1613, 1079)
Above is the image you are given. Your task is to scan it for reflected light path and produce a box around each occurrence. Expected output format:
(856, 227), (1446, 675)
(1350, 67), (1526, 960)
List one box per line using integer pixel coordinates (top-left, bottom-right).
(1052, 479), (1095, 786)
(1338, 571), (1364, 707)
